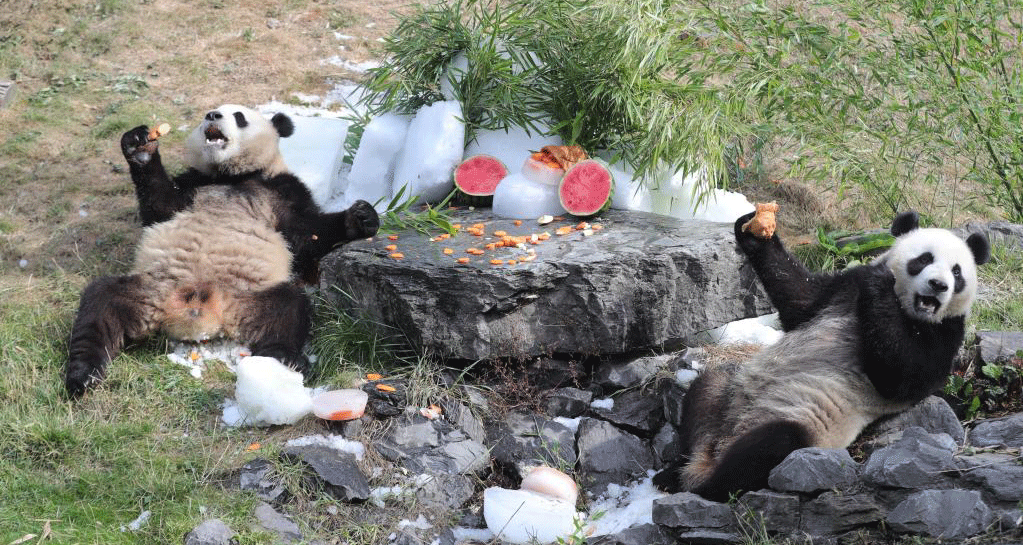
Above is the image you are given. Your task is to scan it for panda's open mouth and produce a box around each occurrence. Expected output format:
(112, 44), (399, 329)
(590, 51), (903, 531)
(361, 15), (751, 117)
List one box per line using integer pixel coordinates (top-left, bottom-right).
(204, 126), (228, 147)
(914, 294), (941, 315)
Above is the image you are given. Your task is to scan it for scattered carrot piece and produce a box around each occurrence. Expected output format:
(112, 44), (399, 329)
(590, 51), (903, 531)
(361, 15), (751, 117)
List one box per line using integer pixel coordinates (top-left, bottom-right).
(452, 224), (462, 229)
(439, 233), (451, 240)
(457, 257), (470, 264)
(376, 384), (397, 392)
(555, 226), (573, 235)
(367, 373), (383, 380)
(387, 235), (399, 240)
(246, 442), (261, 452)
(443, 248), (454, 255)
(493, 230), (508, 237)
(575, 221), (590, 230)
(385, 244), (397, 251)
(190, 351), (200, 361)
(485, 243), (496, 250)
(592, 224), (603, 231)
(472, 223), (486, 229)
(507, 260), (517, 266)
(389, 252), (405, 259)
(490, 259), (505, 265)
(514, 220), (523, 226)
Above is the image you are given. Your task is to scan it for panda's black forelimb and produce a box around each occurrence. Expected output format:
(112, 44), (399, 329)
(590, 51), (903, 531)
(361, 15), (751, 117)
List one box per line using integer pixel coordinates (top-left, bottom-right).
(122, 126), (194, 226)
(692, 420), (812, 503)
(65, 274), (154, 398)
(733, 212), (834, 331)
(237, 282), (313, 376)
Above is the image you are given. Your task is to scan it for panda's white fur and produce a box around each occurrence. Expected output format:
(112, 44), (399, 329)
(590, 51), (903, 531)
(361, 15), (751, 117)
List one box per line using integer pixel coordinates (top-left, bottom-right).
(184, 104), (289, 178)
(882, 228), (980, 323)
(653, 211), (989, 501)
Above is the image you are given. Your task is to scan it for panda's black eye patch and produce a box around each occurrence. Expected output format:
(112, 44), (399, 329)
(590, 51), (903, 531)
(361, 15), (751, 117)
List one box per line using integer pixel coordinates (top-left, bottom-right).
(233, 111), (249, 128)
(953, 264), (966, 293)
(906, 252), (933, 276)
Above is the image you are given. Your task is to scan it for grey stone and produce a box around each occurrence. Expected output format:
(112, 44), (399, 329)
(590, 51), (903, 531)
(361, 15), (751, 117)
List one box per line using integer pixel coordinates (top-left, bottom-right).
(970, 413), (1023, 448)
(0, 80), (14, 109)
(590, 388), (666, 437)
(977, 331), (1023, 364)
(415, 473), (475, 510)
(737, 490), (801, 535)
(587, 523), (676, 545)
(961, 464), (1023, 502)
(577, 418), (654, 494)
(545, 387), (593, 418)
(442, 401), (487, 444)
(887, 489), (994, 540)
(865, 396), (965, 445)
(431, 439), (490, 475)
(652, 492), (736, 529)
(660, 379), (687, 428)
(862, 427), (957, 488)
(594, 354), (674, 390)
(184, 519), (237, 545)
(651, 424), (684, 467)
(239, 458), (287, 504)
(253, 502), (302, 543)
(320, 209), (771, 360)
(800, 492), (883, 536)
(281, 445), (371, 503)
(487, 411), (577, 474)
(957, 221), (1023, 252)
(671, 531), (739, 544)
(768, 448), (860, 494)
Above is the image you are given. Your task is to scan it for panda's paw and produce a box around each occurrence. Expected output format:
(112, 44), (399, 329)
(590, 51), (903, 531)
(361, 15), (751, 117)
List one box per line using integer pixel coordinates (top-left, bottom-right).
(65, 359), (103, 399)
(734, 211), (770, 255)
(121, 125), (158, 165)
(344, 200), (380, 240)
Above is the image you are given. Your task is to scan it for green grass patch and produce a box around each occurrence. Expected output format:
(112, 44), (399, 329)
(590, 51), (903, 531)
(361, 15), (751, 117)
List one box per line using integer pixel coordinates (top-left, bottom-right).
(972, 244), (1023, 332)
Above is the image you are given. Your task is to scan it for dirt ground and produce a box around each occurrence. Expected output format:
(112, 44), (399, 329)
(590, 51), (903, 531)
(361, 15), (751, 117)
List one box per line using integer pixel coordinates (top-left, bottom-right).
(0, 0), (424, 289)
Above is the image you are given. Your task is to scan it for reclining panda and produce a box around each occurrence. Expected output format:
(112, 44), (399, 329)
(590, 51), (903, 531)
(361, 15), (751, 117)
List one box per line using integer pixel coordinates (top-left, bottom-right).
(65, 104), (379, 397)
(653, 210), (990, 501)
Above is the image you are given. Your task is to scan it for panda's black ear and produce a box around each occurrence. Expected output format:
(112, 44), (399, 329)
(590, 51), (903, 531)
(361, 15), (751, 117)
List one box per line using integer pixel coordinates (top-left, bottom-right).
(966, 232), (990, 265)
(271, 113), (294, 138)
(890, 211), (919, 237)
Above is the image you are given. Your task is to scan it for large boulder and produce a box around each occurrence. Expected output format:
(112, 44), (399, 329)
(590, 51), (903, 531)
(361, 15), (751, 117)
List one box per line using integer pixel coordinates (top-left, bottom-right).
(320, 209), (771, 361)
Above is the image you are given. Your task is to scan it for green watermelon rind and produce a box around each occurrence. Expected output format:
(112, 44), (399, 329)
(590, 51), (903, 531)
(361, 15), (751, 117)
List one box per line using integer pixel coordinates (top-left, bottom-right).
(558, 159), (615, 217)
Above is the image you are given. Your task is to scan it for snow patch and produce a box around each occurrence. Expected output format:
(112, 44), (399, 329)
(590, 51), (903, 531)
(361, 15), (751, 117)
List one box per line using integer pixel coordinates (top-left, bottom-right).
(285, 434), (365, 461)
(586, 472), (667, 537)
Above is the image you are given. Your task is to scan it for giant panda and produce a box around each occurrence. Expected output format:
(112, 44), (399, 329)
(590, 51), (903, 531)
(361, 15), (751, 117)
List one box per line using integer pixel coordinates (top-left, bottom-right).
(64, 104), (379, 397)
(652, 210), (990, 502)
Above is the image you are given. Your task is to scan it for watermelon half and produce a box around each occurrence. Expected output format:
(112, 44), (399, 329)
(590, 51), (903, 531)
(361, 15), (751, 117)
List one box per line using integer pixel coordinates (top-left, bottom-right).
(454, 154), (508, 206)
(558, 159), (614, 217)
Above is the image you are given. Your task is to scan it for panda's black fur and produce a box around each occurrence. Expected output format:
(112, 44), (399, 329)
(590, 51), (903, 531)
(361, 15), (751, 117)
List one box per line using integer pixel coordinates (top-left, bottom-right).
(65, 104), (379, 397)
(652, 210), (990, 502)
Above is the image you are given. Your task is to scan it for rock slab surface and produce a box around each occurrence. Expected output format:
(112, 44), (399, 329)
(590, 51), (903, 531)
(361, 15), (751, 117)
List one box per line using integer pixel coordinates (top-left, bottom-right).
(321, 209), (771, 360)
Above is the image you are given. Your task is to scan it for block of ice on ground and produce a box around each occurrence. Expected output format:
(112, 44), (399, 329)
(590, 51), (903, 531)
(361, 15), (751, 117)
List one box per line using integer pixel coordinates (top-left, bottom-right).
(650, 167), (755, 222)
(492, 172), (567, 219)
(701, 312), (783, 345)
(606, 163), (653, 213)
(233, 356), (312, 426)
(346, 113), (412, 212)
(440, 51), (470, 101)
(483, 487), (580, 544)
(275, 115), (350, 208)
(587, 473), (667, 537)
(392, 100), (465, 204)
(463, 125), (563, 178)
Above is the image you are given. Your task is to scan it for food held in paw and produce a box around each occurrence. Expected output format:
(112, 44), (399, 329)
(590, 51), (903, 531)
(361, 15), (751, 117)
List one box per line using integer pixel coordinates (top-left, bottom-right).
(147, 123), (171, 142)
(742, 201), (779, 239)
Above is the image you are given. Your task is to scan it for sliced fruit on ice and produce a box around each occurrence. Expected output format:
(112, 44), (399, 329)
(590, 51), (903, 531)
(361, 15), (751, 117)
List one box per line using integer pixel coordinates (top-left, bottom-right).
(454, 154), (508, 205)
(558, 159), (614, 217)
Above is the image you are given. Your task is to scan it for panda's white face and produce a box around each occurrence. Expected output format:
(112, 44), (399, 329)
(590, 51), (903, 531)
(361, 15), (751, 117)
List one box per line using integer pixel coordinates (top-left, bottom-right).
(184, 104), (291, 177)
(886, 228), (979, 323)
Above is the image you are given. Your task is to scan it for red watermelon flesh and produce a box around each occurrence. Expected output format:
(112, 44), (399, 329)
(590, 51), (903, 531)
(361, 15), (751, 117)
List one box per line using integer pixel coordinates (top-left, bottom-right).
(559, 159), (614, 217)
(455, 154), (508, 196)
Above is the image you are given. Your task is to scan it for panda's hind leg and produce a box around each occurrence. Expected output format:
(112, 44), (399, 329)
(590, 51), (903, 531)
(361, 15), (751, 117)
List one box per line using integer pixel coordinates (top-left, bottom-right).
(234, 282), (312, 375)
(66, 274), (159, 397)
(692, 420), (812, 502)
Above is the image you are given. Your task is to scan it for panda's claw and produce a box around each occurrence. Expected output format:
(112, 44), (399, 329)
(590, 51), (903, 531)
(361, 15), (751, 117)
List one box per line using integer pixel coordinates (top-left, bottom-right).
(345, 199), (380, 240)
(121, 125), (158, 165)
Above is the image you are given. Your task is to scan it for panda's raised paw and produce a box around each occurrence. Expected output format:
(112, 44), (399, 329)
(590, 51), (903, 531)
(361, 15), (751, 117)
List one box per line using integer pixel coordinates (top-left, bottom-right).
(734, 211), (772, 255)
(121, 125), (159, 165)
(344, 199), (380, 240)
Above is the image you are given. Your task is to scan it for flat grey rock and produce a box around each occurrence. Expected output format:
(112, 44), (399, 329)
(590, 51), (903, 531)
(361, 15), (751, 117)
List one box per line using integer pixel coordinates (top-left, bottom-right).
(800, 492), (883, 536)
(587, 523), (675, 545)
(545, 387), (593, 418)
(320, 209), (771, 360)
(652, 492), (736, 530)
(577, 418), (654, 494)
(768, 447), (860, 494)
(977, 331), (1023, 365)
(862, 427), (957, 488)
(865, 396), (965, 445)
(594, 354), (675, 390)
(253, 502), (302, 543)
(589, 388), (665, 437)
(184, 519), (236, 545)
(737, 490), (800, 535)
(887, 489), (993, 539)
(486, 411), (577, 474)
(281, 445), (370, 503)
(969, 413), (1023, 448)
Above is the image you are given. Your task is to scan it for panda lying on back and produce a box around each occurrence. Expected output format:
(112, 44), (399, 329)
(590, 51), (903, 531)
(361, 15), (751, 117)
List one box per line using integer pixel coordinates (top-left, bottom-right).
(65, 105), (379, 397)
(653, 210), (990, 501)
